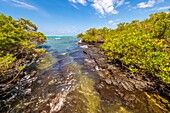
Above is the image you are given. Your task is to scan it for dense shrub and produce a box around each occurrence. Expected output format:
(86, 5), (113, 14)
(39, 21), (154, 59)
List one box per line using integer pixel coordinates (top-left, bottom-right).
(0, 14), (46, 82)
(77, 27), (111, 43)
(77, 12), (170, 84)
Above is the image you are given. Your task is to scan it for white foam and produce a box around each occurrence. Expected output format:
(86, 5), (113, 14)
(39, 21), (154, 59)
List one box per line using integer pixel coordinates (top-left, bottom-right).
(68, 71), (75, 76)
(55, 38), (61, 40)
(85, 59), (94, 63)
(78, 40), (82, 44)
(95, 66), (100, 70)
(60, 53), (66, 55)
(80, 45), (88, 48)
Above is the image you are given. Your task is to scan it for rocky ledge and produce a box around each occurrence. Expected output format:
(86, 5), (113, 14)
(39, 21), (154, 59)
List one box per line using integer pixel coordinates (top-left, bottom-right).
(80, 42), (170, 101)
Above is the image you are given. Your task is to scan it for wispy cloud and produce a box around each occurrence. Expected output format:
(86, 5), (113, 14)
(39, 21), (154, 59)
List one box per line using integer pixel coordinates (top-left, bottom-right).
(1, 0), (50, 17)
(108, 20), (116, 25)
(116, 0), (124, 7)
(125, 1), (130, 5)
(108, 19), (120, 26)
(71, 4), (79, 9)
(137, 0), (155, 8)
(158, 6), (170, 10)
(12, 0), (37, 10)
(69, 0), (87, 6)
(69, 0), (125, 16)
(2, 0), (38, 10)
(157, 0), (164, 3)
(137, 0), (165, 9)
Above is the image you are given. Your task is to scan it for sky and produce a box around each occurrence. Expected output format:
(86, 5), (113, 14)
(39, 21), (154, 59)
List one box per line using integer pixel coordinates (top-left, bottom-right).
(0, 0), (170, 36)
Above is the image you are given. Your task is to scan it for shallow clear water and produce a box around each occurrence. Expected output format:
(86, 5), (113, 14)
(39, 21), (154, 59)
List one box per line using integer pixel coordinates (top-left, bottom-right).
(4, 36), (169, 113)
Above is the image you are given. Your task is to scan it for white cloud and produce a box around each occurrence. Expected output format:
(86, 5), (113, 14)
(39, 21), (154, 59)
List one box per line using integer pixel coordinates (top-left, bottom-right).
(116, 0), (124, 7)
(2, 0), (38, 10)
(137, 0), (164, 9)
(69, 0), (87, 6)
(92, 3), (105, 15)
(108, 20), (114, 24)
(71, 4), (79, 9)
(158, 6), (170, 10)
(157, 0), (164, 3)
(69, 0), (125, 16)
(125, 1), (130, 5)
(91, 0), (125, 15)
(108, 20), (117, 26)
(93, 1), (118, 15)
(12, 0), (37, 10)
(137, 0), (155, 8)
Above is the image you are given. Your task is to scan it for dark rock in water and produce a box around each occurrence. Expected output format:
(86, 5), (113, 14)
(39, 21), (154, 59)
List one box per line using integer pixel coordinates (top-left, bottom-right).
(37, 45), (51, 49)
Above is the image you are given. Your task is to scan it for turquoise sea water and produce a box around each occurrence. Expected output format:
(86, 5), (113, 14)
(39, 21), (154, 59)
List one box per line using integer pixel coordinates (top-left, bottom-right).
(44, 36), (79, 51)
(40, 36), (85, 66)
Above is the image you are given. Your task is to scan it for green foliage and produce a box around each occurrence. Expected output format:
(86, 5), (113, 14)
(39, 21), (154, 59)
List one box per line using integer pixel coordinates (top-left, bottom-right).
(77, 33), (84, 38)
(78, 12), (170, 84)
(77, 27), (111, 43)
(0, 54), (16, 70)
(0, 13), (46, 75)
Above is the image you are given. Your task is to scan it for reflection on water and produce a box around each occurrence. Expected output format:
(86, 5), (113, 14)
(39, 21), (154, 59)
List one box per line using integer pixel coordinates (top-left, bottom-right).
(3, 36), (169, 113)
(62, 74), (100, 113)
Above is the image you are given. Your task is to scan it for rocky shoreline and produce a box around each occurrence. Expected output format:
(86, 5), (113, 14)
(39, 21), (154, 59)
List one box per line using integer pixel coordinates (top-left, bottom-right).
(0, 55), (43, 112)
(80, 42), (170, 101)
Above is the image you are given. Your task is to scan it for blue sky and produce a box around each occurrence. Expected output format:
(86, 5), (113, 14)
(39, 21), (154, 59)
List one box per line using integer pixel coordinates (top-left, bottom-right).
(0, 0), (170, 36)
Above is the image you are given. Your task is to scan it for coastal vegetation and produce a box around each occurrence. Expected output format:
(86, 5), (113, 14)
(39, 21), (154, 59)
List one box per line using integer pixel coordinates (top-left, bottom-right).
(0, 13), (46, 83)
(77, 12), (170, 84)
